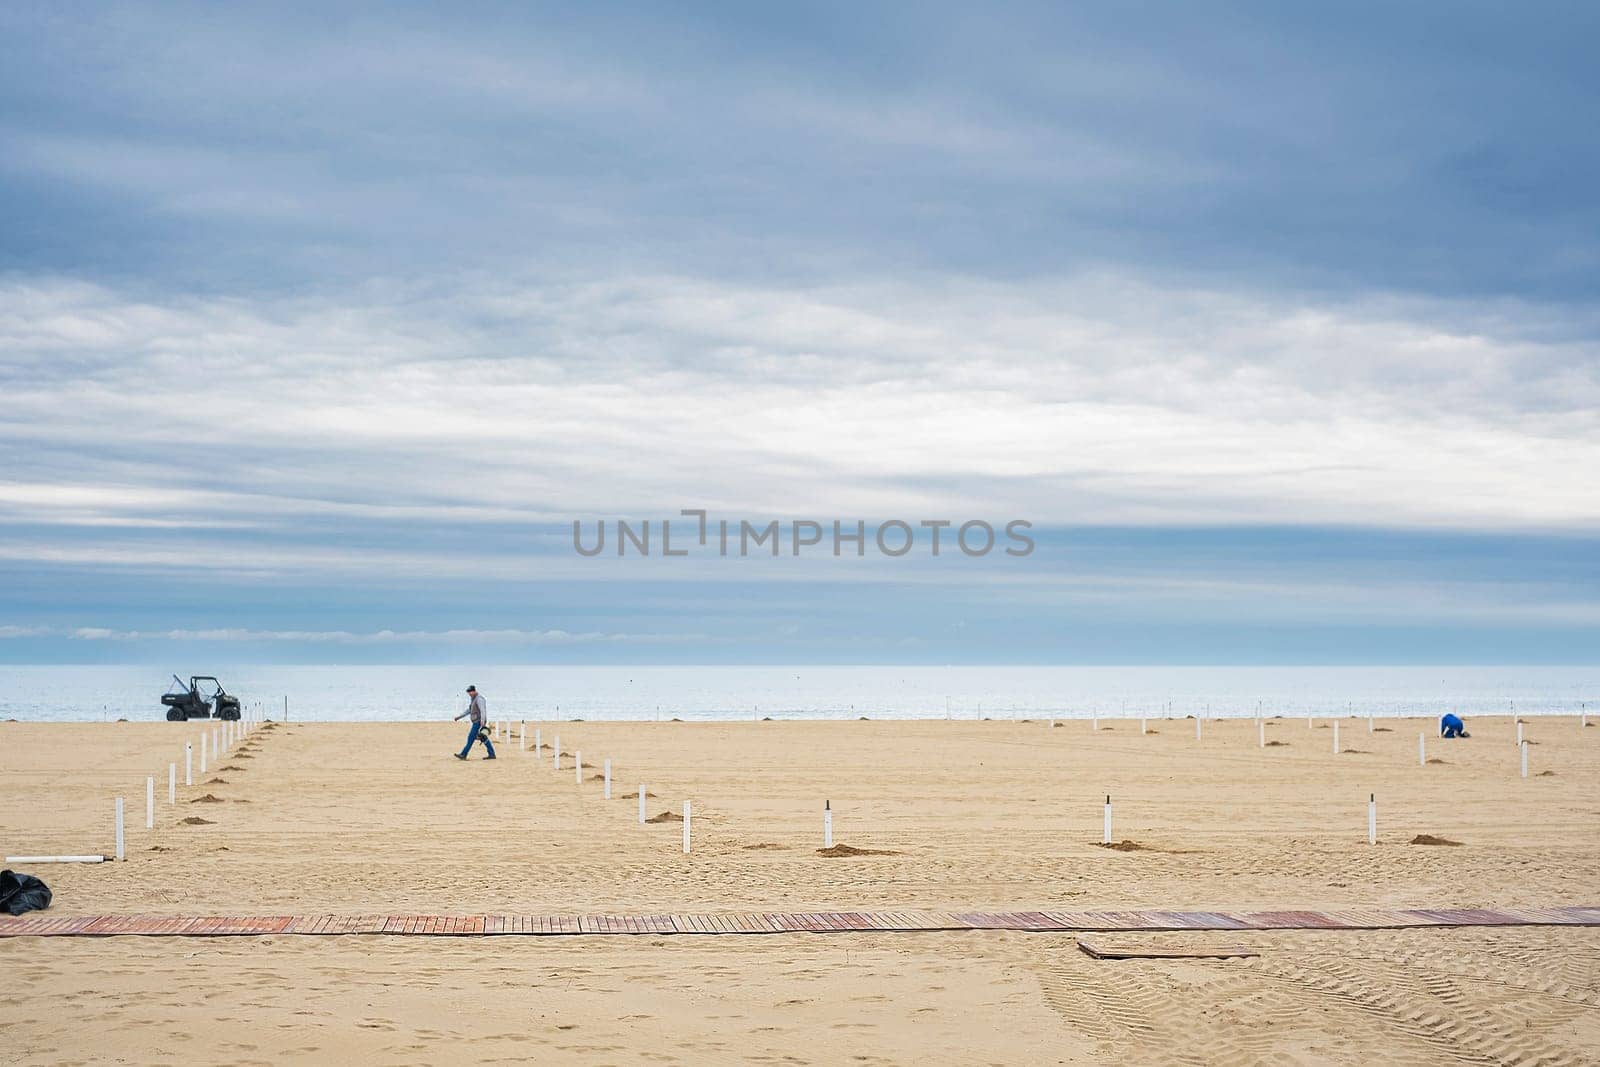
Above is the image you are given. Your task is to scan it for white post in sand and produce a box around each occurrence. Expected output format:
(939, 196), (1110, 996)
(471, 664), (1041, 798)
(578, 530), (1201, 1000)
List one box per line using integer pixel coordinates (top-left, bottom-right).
(1102, 795), (1112, 845)
(168, 763), (175, 804)
(1367, 793), (1376, 845)
(1582, 703), (1587, 729)
(1333, 721), (1339, 754)
(1418, 732), (1426, 767)
(604, 759), (612, 800)
(1195, 716), (1201, 740)
(146, 776), (154, 829)
(1309, 716), (1314, 731)
(1141, 717), (1147, 735)
(185, 742), (192, 786)
(682, 801), (691, 853)
(200, 733), (207, 775)
(575, 751), (583, 785)
(534, 727), (541, 761)
(825, 800), (833, 848)
(1259, 722), (1265, 748)
(1091, 714), (1098, 732)
(520, 721), (526, 751)
(1516, 721), (1523, 746)
(639, 785), (646, 824)
(115, 797), (125, 861)
(1521, 741), (1529, 779)
(553, 735), (561, 771)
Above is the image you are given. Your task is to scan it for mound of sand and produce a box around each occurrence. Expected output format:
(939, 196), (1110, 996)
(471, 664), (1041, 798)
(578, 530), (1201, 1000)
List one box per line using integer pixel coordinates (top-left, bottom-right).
(180, 816), (213, 825)
(1538, 770), (1557, 777)
(619, 790), (657, 799)
(645, 811), (683, 823)
(205, 777), (229, 784)
(190, 794), (225, 803)
(1427, 758), (1449, 765)
(743, 842), (788, 851)
(1373, 727), (1393, 732)
(1265, 740), (1289, 747)
(1341, 748), (1369, 754)
(1095, 840), (1150, 852)
(817, 844), (900, 857)
(220, 764), (244, 771)
(1409, 834), (1463, 846)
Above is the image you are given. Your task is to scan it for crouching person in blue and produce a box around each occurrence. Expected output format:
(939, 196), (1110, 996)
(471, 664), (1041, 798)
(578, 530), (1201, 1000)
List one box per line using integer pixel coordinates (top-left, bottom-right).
(1440, 712), (1469, 739)
(453, 684), (496, 760)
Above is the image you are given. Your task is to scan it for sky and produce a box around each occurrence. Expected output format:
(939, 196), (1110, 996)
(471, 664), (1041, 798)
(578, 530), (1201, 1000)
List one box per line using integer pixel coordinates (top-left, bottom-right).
(1, 2), (1597, 664)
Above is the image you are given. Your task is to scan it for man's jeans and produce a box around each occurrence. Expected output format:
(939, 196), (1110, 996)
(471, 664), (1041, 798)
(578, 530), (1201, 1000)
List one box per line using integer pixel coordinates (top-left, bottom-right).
(459, 721), (496, 758)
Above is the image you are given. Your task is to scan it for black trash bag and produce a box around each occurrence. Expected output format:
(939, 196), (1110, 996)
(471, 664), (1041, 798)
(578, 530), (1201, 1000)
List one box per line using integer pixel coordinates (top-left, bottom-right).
(0, 868), (52, 915)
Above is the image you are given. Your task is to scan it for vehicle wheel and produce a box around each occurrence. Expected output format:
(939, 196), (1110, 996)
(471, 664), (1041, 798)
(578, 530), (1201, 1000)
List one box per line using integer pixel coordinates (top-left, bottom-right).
(166, 708), (184, 721)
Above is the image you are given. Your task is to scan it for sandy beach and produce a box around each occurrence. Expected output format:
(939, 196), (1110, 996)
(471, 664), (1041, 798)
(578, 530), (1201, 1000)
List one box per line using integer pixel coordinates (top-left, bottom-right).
(3, 715), (1598, 1063)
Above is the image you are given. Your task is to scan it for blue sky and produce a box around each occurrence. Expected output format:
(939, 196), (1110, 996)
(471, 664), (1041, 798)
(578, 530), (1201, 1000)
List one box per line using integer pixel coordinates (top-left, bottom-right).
(1, 3), (1597, 664)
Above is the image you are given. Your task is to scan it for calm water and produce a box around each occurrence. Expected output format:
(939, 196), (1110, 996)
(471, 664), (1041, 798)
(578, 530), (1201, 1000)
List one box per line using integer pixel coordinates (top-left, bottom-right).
(0, 665), (1593, 723)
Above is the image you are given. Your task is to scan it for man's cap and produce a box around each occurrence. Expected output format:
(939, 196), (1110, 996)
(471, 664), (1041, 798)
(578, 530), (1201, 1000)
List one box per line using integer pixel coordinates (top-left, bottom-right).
(466, 685), (476, 692)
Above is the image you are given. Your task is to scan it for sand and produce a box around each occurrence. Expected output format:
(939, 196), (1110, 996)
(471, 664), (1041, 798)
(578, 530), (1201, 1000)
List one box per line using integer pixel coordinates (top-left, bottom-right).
(3, 715), (1599, 1063)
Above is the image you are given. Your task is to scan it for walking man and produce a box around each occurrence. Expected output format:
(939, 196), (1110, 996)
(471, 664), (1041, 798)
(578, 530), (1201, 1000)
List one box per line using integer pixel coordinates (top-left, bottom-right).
(453, 684), (496, 760)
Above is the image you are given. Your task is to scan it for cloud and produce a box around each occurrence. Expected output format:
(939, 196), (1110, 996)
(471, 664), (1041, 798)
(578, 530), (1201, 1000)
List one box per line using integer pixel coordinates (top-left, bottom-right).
(0, 625), (51, 638)
(1, 273), (1596, 556)
(0, 6), (1596, 662)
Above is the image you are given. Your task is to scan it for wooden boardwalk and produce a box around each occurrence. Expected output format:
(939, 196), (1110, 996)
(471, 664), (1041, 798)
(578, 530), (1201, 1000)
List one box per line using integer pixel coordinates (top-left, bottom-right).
(3, 905), (1598, 939)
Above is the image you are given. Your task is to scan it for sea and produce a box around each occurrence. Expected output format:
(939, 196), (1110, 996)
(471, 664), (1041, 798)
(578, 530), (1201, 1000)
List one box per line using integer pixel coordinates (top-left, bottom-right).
(0, 665), (1594, 723)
